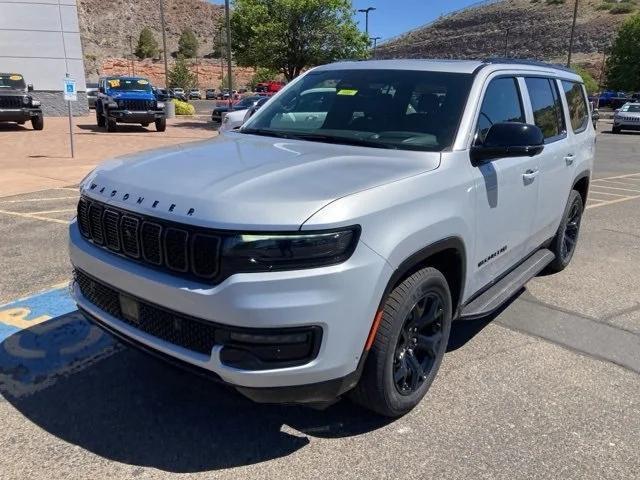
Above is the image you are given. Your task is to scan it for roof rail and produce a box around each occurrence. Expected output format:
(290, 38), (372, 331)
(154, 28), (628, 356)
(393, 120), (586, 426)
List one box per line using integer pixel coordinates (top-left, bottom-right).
(482, 58), (577, 74)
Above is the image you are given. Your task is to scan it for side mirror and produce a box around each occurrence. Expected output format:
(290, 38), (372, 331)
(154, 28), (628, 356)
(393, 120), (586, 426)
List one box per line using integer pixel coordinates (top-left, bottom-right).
(27, 84), (34, 92)
(471, 123), (544, 165)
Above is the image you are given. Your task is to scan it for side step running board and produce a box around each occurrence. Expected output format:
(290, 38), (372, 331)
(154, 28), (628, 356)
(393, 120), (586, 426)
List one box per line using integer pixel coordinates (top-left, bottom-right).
(459, 249), (555, 320)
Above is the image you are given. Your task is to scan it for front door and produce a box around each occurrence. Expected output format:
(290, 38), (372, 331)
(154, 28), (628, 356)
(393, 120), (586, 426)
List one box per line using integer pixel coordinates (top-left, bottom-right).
(470, 76), (540, 294)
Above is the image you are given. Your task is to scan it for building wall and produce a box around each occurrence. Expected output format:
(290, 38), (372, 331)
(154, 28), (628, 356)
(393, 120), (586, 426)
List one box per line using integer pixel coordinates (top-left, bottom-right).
(0, 0), (88, 115)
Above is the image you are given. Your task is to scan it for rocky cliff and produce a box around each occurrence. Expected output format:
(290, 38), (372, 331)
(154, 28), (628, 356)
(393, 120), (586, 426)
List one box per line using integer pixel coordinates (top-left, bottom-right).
(376, 0), (636, 70)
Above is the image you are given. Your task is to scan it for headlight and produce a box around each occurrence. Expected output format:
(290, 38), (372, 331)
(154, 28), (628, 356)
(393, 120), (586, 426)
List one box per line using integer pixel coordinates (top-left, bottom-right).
(220, 228), (360, 273)
(31, 100), (41, 107)
(22, 96), (30, 105)
(157, 101), (165, 109)
(223, 115), (230, 123)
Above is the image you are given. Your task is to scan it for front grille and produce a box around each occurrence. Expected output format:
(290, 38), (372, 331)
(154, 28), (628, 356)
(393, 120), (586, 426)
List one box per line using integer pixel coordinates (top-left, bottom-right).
(0, 96), (23, 109)
(118, 99), (155, 110)
(75, 270), (217, 355)
(77, 196), (220, 283)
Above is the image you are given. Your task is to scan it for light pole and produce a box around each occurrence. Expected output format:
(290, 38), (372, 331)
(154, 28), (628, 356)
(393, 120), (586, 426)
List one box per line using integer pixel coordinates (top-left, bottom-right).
(503, 28), (510, 58)
(567, 0), (579, 67)
(225, 0), (233, 108)
(159, 0), (169, 88)
(127, 35), (135, 76)
(370, 36), (381, 58)
(358, 7), (376, 37)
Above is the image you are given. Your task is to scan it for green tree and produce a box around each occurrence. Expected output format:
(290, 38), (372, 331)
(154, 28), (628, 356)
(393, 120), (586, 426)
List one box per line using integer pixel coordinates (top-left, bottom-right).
(573, 66), (599, 94)
(135, 27), (159, 59)
(168, 56), (197, 90)
(249, 67), (279, 89)
(231, 0), (369, 81)
(606, 13), (640, 91)
(178, 28), (199, 58)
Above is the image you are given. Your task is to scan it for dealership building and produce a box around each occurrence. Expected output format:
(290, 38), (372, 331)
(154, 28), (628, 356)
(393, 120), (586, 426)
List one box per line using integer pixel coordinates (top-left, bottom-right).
(0, 0), (88, 115)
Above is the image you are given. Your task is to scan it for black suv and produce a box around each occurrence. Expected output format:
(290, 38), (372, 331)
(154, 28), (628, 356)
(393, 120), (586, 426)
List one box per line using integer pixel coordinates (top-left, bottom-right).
(0, 73), (43, 130)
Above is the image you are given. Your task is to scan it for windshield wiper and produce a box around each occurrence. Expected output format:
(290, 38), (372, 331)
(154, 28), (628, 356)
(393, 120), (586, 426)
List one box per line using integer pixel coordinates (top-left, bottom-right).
(241, 129), (393, 149)
(288, 133), (394, 149)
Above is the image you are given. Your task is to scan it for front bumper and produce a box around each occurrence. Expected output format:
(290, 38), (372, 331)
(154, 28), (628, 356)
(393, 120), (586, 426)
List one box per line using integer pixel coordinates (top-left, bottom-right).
(614, 119), (640, 131)
(69, 220), (391, 392)
(0, 107), (41, 122)
(108, 109), (164, 123)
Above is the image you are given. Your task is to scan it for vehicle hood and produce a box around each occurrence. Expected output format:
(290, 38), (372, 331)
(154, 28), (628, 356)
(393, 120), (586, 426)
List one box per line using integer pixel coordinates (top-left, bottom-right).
(82, 133), (441, 230)
(107, 90), (155, 101)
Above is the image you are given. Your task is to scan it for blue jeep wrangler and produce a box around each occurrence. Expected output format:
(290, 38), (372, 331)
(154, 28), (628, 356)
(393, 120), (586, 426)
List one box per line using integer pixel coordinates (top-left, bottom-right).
(95, 76), (166, 132)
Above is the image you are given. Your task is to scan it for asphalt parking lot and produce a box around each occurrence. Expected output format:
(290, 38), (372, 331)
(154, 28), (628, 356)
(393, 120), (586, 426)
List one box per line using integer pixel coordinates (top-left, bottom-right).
(0, 124), (638, 479)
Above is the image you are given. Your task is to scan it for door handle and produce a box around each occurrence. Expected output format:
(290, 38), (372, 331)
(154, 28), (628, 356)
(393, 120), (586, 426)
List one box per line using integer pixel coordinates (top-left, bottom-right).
(523, 168), (539, 180)
(564, 154), (575, 166)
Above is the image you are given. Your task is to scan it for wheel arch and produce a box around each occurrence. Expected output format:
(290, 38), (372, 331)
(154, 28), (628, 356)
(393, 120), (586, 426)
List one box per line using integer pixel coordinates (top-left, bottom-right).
(572, 170), (591, 206)
(382, 237), (467, 316)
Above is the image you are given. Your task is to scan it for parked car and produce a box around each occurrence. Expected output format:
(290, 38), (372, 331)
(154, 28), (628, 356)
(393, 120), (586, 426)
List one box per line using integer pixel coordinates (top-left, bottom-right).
(70, 59), (594, 417)
(211, 95), (262, 123)
(154, 88), (171, 101)
(219, 97), (269, 132)
(0, 72), (43, 130)
(86, 82), (99, 109)
(612, 102), (640, 133)
(171, 88), (187, 101)
(597, 90), (630, 109)
(205, 89), (217, 100)
(189, 88), (202, 100)
(95, 76), (166, 132)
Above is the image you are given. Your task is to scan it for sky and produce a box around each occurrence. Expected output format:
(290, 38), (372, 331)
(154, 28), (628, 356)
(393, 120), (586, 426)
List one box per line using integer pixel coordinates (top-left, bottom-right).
(207, 1), (482, 42)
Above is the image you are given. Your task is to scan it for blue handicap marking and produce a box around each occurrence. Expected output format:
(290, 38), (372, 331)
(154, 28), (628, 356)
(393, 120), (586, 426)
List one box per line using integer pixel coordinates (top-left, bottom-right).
(0, 286), (119, 396)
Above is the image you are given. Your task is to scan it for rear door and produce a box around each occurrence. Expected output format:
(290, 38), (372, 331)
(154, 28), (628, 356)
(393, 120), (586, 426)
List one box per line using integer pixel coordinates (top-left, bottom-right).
(470, 76), (540, 292)
(523, 77), (575, 248)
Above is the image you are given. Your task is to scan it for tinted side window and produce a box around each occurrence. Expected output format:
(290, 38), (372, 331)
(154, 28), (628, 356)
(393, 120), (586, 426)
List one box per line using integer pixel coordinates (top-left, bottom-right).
(562, 81), (589, 133)
(476, 77), (525, 143)
(525, 78), (566, 140)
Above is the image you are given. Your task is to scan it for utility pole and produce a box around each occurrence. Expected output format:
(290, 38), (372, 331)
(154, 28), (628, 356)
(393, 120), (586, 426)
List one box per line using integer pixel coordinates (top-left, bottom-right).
(159, 0), (169, 88)
(504, 28), (510, 58)
(128, 35), (135, 76)
(225, 0), (233, 108)
(597, 50), (607, 109)
(370, 36), (381, 58)
(567, 0), (579, 67)
(218, 26), (224, 93)
(357, 7), (376, 37)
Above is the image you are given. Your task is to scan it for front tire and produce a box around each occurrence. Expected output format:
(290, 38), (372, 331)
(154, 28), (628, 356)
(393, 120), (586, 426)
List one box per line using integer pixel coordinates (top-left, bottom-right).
(546, 190), (584, 273)
(155, 117), (166, 132)
(350, 267), (452, 417)
(105, 118), (117, 132)
(31, 116), (44, 130)
(612, 126), (621, 134)
(96, 109), (105, 127)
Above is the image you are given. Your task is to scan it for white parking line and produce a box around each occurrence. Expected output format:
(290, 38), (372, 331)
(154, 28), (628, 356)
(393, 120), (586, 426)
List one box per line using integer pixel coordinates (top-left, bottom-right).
(588, 190), (628, 197)
(586, 194), (640, 210)
(28, 208), (76, 215)
(595, 179), (640, 189)
(0, 209), (70, 225)
(0, 196), (78, 204)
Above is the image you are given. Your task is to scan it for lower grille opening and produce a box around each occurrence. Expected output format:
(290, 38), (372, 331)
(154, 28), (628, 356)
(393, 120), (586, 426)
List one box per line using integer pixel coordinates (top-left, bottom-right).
(74, 269), (321, 368)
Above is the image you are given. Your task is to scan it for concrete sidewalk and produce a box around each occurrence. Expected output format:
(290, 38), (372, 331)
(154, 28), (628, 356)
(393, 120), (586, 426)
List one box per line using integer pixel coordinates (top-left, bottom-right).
(0, 116), (215, 197)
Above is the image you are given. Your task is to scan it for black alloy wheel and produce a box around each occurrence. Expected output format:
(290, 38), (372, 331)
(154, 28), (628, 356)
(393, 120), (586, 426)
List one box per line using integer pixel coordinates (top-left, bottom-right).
(394, 293), (445, 395)
(546, 189), (584, 273)
(560, 200), (582, 263)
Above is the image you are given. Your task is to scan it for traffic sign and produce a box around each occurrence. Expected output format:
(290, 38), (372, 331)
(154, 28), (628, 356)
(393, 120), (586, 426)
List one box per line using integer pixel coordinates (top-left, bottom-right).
(63, 78), (77, 101)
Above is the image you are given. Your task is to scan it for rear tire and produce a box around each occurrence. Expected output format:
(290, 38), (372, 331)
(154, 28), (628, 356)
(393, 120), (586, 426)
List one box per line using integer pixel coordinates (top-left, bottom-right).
(612, 126), (621, 134)
(546, 190), (584, 273)
(155, 117), (166, 132)
(141, 122), (150, 128)
(31, 116), (44, 130)
(350, 267), (452, 417)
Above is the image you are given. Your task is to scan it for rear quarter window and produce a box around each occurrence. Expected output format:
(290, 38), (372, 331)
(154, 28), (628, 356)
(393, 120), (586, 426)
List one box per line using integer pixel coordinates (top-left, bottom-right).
(525, 77), (566, 142)
(561, 81), (589, 133)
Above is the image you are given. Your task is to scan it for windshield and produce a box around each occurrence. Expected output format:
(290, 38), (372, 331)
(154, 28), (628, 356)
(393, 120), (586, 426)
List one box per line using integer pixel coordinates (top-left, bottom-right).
(236, 96), (261, 108)
(106, 78), (152, 92)
(242, 69), (473, 151)
(0, 73), (26, 90)
(621, 104), (640, 113)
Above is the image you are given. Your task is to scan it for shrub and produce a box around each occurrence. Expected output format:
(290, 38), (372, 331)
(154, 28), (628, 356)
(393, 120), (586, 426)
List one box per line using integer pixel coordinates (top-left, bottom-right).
(173, 99), (195, 115)
(610, 4), (636, 14)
